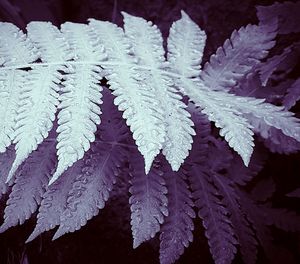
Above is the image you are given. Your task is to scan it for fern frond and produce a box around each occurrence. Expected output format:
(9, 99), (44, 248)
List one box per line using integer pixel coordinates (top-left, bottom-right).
(283, 78), (300, 110)
(89, 19), (165, 173)
(159, 169), (195, 264)
(0, 141), (56, 233)
(0, 147), (15, 199)
(258, 46), (292, 86)
(165, 13), (278, 166)
(49, 22), (106, 184)
(262, 127), (300, 154)
(0, 69), (27, 153)
(0, 23), (38, 66)
(129, 153), (168, 248)
(181, 81), (300, 165)
(234, 98), (300, 143)
(26, 160), (81, 243)
(167, 11), (206, 78)
(189, 167), (237, 264)
(212, 175), (258, 264)
(52, 142), (126, 240)
(182, 80), (255, 165)
(237, 190), (283, 262)
(26, 21), (72, 62)
(122, 12), (195, 171)
(256, 1), (300, 34)
(199, 20), (277, 92)
(61, 22), (107, 62)
(50, 64), (103, 184)
(52, 91), (129, 239)
(7, 65), (61, 181)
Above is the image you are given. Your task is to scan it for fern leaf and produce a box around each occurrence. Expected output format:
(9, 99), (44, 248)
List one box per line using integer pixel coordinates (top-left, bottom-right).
(206, 138), (233, 172)
(283, 78), (300, 110)
(60, 22), (107, 62)
(53, 141), (126, 240)
(256, 1), (300, 34)
(53, 91), (129, 239)
(26, 21), (72, 62)
(165, 15), (279, 166)
(212, 175), (258, 264)
(26, 160), (81, 243)
(129, 153), (168, 248)
(167, 11), (206, 78)
(49, 64), (103, 184)
(0, 141), (56, 233)
(89, 19), (165, 173)
(262, 127), (300, 154)
(182, 80), (255, 166)
(7, 65), (61, 182)
(183, 81), (300, 165)
(159, 169), (195, 264)
(122, 12), (195, 171)
(27, 22), (96, 184)
(189, 167), (237, 264)
(0, 69), (27, 153)
(0, 23), (38, 66)
(48, 22), (106, 184)
(187, 127), (237, 264)
(237, 190), (284, 262)
(187, 104), (211, 159)
(258, 46), (292, 86)
(200, 20), (277, 92)
(233, 98), (300, 144)
(0, 147), (15, 199)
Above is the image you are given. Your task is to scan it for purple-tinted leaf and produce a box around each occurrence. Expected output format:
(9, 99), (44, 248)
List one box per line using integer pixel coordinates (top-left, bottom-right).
(26, 160), (82, 243)
(52, 142), (127, 240)
(206, 138), (233, 172)
(189, 167), (237, 264)
(187, 108), (239, 264)
(187, 104), (211, 162)
(263, 127), (300, 154)
(237, 190), (275, 261)
(234, 72), (287, 104)
(283, 78), (300, 110)
(53, 91), (129, 239)
(238, 191), (300, 262)
(0, 141), (56, 233)
(258, 46), (292, 86)
(0, 147), (15, 199)
(212, 175), (258, 264)
(129, 153), (168, 249)
(256, 1), (300, 34)
(159, 169), (195, 264)
(200, 20), (277, 92)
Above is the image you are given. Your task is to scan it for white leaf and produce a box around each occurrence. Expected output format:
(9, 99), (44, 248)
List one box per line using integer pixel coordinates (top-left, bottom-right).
(167, 11), (206, 78)
(89, 19), (165, 173)
(0, 23), (38, 66)
(123, 12), (195, 171)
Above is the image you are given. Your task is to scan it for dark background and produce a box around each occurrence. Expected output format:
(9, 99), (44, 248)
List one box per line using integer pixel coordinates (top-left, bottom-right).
(0, 0), (300, 264)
